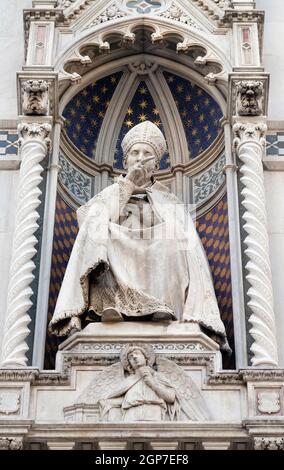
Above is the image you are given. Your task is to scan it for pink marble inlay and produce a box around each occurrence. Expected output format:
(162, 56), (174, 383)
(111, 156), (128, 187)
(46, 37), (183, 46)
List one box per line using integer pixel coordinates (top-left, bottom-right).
(35, 25), (46, 65)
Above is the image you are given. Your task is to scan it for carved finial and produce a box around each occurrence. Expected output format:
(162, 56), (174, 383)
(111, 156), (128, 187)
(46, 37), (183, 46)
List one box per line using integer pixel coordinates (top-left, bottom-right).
(22, 80), (49, 116)
(235, 81), (264, 116)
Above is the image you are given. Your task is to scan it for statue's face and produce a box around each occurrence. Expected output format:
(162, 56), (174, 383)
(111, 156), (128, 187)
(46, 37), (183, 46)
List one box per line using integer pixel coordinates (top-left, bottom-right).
(127, 349), (147, 370)
(125, 143), (157, 176)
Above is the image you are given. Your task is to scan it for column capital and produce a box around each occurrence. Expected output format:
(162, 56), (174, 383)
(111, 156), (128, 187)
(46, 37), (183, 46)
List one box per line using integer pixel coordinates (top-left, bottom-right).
(18, 121), (52, 147)
(233, 120), (267, 149)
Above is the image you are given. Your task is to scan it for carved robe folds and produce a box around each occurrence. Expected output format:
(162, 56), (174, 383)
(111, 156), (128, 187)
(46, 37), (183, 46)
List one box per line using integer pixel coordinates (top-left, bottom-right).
(49, 176), (228, 349)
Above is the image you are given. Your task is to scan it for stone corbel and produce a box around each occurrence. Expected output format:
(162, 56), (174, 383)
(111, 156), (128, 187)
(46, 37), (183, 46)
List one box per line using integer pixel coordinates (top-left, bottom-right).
(17, 72), (59, 119)
(228, 74), (269, 118)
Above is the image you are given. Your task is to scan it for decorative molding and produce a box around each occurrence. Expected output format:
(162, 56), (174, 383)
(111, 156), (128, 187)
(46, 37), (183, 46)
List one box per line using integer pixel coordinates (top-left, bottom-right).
(0, 370), (38, 382)
(254, 437), (284, 451)
(241, 370), (284, 382)
(235, 81), (264, 116)
(233, 121), (278, 367)
(0, 131), (19, 157)
(58, 152), (92, 205)
(0, 391), (21, 415)
(70, 342), (207, 353)
(1, 122), (52, 368)
(208, 373), (243, 385)
(192, 153), (226, 205)
(0, 438), (23, 451)
(23, 80), (49, 116)
(158, 1), (204, 31)
(83, 2), (127, 30)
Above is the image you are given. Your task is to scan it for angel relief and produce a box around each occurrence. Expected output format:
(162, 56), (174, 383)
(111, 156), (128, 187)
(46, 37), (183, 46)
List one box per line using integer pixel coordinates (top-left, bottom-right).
(71, 344), (211, 422)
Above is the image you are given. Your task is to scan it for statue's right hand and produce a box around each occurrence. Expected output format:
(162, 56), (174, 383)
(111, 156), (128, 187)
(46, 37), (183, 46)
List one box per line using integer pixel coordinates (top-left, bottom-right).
(125, 163), (148, 187)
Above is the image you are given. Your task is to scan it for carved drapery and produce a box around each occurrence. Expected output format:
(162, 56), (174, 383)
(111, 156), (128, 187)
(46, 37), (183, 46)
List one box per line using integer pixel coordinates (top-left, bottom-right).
(1, 123), (51, 368)
(233, 121), (278, 367)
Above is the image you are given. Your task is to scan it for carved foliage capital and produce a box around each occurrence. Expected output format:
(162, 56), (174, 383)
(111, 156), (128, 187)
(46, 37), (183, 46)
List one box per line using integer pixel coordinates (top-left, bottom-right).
(18, 122), (52, 149)
(254, 437), (284, 451)
(235, 81), (264, 117)
(233, 122), (267, 151)
(22, 80), (49, 116)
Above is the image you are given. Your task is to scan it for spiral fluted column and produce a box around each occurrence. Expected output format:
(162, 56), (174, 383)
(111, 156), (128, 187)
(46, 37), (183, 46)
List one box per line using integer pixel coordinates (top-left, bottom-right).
(1, 123), (51, 367)
(233, 122), (278, 367)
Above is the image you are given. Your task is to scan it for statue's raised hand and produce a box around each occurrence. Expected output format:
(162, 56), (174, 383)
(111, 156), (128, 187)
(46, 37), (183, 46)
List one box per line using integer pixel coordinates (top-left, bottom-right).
(125, 156), (155, 187)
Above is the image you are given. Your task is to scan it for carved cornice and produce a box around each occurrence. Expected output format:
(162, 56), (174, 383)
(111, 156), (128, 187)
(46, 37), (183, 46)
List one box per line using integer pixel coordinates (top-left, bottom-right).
(24, 8), (67, 55)
(240, 369), (284, 382)
(0, 370), (38, 382)
(220, 9), (264, 26)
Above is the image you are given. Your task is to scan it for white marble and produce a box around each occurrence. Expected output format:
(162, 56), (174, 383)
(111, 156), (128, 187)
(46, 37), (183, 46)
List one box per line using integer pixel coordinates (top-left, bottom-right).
(256, 0), (284, 121)
(0, 1), (32, 119)
(264, 172), (284, 365)
(0, 170), (19, 359)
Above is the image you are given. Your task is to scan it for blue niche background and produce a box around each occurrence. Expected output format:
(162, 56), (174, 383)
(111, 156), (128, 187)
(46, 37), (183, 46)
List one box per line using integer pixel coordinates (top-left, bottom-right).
(164, 72), (223, 159)
(63, 72), (123, 158)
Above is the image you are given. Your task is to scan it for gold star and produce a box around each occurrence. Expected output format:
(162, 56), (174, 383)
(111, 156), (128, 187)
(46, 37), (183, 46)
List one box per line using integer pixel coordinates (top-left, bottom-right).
(80, 114), (86, 121)
(193, 104), (199, 112)
(91, 119), (98, 126)
(192, 128), (198, 136)
(206, 133), (212, 140)
(181, 110), (187, 118)
(65, 119), (71, 126)
(186, 119), (192, 127)
(127, 107), (134, 115)
(87, 129), (93, 136)
(203, 124), (209, 132)
(210, 108), (216, 116)
(83, 138), (89, 144)
(139, 100), (147, 109)
(204, 98), (210, 106)
(139, 113), (147, 122)
(98, 111), (105, 118)
(153, 120), (161, 127)
(75, 99), (81, 108)
(111, 76), (117, 84)
(104, 100), (110, 108)
(152, 107), (159, 115)
(197, 89), (203, 96)
(85, 104), (92, 112)
(185, 95), (192, 102)
(199, 114), (205, 122)
(195, 138), (201, 145)
(70, 108), (76, 116)
(76, 123), (81, 131)
(101, 85), (108, 93)
(82, 89), (88, 97)
(177, 84), (184, 93)
(139, 86), (147, 94)
(167, 76), (174, 83)
(124, 119), (133, 128)
(92, 95), (100, 103)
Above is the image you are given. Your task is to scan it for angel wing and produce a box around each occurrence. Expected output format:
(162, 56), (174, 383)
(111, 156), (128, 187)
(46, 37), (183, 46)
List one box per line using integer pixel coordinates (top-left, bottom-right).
(156, 356), (211, 421)
(75, 363), (124, 405)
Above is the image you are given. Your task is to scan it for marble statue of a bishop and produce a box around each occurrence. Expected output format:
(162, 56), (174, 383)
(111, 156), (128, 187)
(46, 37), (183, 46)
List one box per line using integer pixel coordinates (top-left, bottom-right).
(49, 121), (229, 351)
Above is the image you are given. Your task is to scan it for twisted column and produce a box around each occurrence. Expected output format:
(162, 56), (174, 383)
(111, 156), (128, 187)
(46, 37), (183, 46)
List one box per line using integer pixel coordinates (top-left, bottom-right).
(233, 122), (278, 367)
(1, 123), (51, 367)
